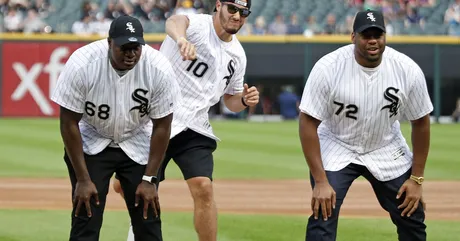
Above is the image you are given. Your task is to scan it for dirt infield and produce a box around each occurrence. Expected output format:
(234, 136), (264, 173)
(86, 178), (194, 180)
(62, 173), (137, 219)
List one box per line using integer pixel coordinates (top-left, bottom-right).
(0, 178), (459, 220)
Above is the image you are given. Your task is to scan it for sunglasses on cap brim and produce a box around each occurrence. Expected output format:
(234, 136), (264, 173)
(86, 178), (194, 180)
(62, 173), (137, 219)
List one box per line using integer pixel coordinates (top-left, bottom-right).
(223, 3), (251, 17)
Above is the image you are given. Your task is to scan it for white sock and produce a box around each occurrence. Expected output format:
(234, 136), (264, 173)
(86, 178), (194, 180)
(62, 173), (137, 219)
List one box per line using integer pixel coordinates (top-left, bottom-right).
(127, 223), (135, 241)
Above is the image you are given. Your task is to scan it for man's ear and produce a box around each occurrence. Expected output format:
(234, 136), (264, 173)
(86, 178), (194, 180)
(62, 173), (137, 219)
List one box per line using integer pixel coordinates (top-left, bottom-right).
(216, 0), (222, 12)
(351, 32), (356, 44)
(107, 37), (112, 49)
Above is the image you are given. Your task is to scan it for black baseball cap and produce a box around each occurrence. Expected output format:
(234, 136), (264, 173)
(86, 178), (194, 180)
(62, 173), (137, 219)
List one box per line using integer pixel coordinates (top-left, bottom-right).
(108, 15), (145, 46)
(353, 9), (386, 33)
(214, 0), (251, 12)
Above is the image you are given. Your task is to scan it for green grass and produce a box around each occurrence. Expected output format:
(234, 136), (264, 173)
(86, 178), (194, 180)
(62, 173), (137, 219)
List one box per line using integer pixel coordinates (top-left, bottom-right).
(0, 118), (458, 240)
(0, 209), (457, 241)
(0, 118), (459, 180)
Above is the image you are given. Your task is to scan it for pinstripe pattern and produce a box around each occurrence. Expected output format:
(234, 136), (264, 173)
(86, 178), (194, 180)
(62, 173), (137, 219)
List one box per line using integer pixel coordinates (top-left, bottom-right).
(51, 39), (180, 165)
(159, 13), (247, 140)
(299, 44), (433, 181)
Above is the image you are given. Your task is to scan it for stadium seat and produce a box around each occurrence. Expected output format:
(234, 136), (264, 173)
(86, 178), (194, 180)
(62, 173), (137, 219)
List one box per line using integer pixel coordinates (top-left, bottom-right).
(14, 0), (454, 34)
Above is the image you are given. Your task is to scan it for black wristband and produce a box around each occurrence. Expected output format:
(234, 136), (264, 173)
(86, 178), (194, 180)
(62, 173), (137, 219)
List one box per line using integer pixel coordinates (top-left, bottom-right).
(241, 96), (248, 107)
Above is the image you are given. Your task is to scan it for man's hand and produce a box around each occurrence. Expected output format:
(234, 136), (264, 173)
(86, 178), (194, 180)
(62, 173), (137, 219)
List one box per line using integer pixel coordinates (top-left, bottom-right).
(311, 181), (336, 221)
(74, 180), (100, 217)
(242, 83), (259, 107)
(177, 37), (196, 61)
(397, 179), (423, 217)
(135, 181), (160, 219)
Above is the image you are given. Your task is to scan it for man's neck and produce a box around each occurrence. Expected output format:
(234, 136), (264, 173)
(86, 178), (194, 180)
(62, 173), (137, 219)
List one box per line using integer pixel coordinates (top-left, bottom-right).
(108, 50), (129, 76)
(213, 14), (232, 42)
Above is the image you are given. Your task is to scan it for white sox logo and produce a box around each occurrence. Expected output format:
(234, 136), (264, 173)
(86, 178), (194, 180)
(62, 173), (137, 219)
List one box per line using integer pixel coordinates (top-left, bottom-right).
(367, 13), (376, 22)
(234, 0), (247, 6)
(381, 87), (400, 117)
(223, 60), (235, 90)
(126, 22), (135, 33)
(130, 88), (149, 117)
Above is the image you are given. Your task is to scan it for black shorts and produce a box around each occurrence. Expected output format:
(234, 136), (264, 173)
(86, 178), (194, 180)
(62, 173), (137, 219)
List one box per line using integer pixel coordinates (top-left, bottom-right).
(159, 129), (217, 182)
(114, 129), (217, 182)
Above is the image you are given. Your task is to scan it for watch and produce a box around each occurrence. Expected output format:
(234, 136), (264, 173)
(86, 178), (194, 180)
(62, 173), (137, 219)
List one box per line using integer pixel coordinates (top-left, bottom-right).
(410, 175), (424, 185)
(142, 175), (158, 185)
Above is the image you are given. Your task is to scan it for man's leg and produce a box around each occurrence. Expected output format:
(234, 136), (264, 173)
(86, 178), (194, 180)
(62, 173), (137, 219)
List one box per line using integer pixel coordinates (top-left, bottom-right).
(116, 151), (163, 241)
(113, 152), (172, 241)
(362, 169), (426, 241)
(306, 164), (364, 241)
(112, 175), (134, 241)
(186, 177), (217, 241)
(64, 148), (116, 241)
(170, 130), (217, 241)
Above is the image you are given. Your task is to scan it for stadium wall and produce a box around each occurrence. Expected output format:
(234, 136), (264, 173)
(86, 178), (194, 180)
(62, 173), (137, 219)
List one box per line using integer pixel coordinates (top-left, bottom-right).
(0, 34), (459, 118)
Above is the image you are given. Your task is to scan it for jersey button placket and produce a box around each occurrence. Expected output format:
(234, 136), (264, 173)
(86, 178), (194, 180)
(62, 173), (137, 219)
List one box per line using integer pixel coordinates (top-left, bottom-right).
(360, 80), (370, 151)
(363, 73), (378, 151)
(113, 81), (123, 143)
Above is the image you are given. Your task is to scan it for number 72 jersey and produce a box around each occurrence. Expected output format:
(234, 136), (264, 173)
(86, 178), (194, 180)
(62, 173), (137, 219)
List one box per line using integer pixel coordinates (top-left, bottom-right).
(159, 13), (247, 140)
(299, 44), (433, 181)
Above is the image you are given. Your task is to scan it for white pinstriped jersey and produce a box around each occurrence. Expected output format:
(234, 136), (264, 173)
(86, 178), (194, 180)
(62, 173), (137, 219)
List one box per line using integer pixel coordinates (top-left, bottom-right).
(159, 13), (246, 140)
(51, 39), (179, 165)
(299, 44), (433, 181)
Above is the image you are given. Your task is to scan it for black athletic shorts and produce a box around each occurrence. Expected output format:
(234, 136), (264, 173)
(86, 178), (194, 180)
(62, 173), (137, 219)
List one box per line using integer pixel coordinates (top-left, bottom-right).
(115, 129), (217, 182)
(160, 129), (217, 181)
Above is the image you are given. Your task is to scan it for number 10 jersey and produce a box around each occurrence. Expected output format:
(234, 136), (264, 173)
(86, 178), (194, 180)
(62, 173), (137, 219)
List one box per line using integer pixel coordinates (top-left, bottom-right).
(159, 13), (247, 141)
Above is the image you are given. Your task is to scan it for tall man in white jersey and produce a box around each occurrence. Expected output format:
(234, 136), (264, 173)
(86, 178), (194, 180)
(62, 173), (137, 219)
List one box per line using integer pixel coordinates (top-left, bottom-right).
(51, 15), (180, 241)
(299, 10), (432, 241)
(112, 1), (259, 241)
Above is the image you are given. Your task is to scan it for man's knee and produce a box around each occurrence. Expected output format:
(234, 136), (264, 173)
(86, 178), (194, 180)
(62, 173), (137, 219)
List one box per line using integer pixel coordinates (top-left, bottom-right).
(112, 178), (123, 194)
(186, 177), (214, 204)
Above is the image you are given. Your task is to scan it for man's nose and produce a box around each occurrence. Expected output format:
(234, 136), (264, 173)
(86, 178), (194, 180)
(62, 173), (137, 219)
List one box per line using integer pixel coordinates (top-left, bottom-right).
(368, 37), (378, 44)
(125, 49), (135, 57)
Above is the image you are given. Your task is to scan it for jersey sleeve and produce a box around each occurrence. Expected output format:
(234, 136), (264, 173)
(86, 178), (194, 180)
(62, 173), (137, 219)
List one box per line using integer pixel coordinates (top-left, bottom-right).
(225, 56), (246, 95)
(185, 14), (210, 45)
(148, 64), (181, 119)
(299, 63), (332, 121)
(50, 56), (86, 113)
(404, 63), (434, 120)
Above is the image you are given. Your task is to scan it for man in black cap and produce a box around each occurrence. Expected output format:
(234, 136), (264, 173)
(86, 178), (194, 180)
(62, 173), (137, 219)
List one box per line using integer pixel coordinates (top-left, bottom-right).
(298, 9), (431, 241)
(113, 1), (260, 241)
(51, 14), (180, 241)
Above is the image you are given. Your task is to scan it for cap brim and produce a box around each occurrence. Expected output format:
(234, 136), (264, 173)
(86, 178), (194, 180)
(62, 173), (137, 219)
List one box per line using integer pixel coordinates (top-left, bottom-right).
(355, 25), (386, 33)
(214, 0), (250, 12)
(113, 36), (145, 46)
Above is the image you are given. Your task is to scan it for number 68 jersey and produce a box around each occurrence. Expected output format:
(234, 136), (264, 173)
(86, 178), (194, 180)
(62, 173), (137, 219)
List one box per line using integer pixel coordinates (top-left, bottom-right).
(299, 44), (433, 182)
(159, 13), (247, 141)
(51, 40), (180, 165)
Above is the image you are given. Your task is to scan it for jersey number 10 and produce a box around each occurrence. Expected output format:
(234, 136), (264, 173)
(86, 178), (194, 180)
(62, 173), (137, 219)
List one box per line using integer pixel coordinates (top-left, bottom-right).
(187, 59), (209, 77)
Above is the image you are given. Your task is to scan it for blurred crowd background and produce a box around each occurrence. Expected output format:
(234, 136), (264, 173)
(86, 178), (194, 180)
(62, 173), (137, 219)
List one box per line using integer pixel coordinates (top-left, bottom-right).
(1, 0), (459, 122)
(2, 0), (460, 36)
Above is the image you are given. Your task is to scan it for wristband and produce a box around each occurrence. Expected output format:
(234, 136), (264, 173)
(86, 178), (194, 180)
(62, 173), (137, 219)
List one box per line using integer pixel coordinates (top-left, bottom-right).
(241, 97), (248, 107)
(177, 36), (187, 43)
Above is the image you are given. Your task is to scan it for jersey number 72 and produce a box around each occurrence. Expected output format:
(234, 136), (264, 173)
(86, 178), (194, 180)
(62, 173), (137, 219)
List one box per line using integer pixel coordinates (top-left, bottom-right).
(333, 101), (358, 120)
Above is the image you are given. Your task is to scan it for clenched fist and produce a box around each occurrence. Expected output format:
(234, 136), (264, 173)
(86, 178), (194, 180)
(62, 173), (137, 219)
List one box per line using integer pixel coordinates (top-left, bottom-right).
(177, 37), (196, 61)
(242, 83), (259, 107)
